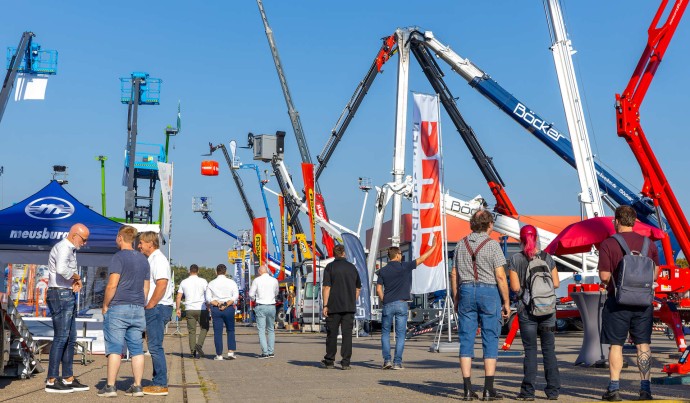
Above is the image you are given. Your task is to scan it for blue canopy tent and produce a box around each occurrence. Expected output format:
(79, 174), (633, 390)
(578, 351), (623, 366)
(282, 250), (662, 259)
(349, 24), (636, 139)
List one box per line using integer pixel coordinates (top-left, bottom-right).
(0, 181), (121, 266)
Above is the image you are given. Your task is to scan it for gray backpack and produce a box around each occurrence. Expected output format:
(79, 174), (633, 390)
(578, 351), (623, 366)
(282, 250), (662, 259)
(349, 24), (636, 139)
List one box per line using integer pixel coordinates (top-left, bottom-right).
(523, 252), (557, 316)
(611, 234), (655, 307)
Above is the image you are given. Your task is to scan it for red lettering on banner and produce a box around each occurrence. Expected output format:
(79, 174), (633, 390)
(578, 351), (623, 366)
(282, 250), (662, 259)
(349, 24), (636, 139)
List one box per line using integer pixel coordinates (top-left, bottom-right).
(421, 121), (439, 157)
(420, 158), (442, 266)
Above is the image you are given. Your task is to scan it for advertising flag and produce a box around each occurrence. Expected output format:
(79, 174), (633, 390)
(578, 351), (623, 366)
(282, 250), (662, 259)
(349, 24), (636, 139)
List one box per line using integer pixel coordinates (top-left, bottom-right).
(411, 93), (446, 294)
(300, 163), (318, 284)
(342, 233), (371, 320)
(157, 162), (174, 239)
(314, 193), (335, 257)
(252, 217), (268, 269)
(278, 196), (286, 281)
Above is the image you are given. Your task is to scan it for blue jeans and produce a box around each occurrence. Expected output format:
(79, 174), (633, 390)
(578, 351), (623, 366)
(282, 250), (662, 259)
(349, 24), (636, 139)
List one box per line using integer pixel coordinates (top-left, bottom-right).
(254, 304), (276, 355)
(381, 300), (408, 365)
(46, 288), (77, 379)
(145, 304), (172, 387)
(104, 304), (146, 356)
(458, 283), (501, 359)
(211, 306), (236, 355)
(517, 308), (560, 398)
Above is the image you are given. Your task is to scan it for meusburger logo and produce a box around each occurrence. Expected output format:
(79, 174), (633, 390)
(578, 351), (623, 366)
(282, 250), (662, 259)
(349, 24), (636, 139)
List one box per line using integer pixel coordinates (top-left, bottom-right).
(25, 197), (75, 220)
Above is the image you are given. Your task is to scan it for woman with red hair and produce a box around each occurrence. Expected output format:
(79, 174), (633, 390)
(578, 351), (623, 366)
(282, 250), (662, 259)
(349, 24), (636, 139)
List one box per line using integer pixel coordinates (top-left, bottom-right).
(508, 225), (561, 401)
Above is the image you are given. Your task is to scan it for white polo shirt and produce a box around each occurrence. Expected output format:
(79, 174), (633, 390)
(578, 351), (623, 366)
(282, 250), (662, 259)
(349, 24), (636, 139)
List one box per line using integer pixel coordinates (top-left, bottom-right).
(147, 249), (174, 306)
(177, 275), (208, 311)
(248, 273), (279, 305)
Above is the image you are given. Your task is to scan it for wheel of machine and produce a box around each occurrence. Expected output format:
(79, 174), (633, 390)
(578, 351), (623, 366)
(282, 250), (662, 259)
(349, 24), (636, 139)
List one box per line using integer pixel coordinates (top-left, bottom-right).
(556, 318), (569, 332)
(570, 318), (584, 331)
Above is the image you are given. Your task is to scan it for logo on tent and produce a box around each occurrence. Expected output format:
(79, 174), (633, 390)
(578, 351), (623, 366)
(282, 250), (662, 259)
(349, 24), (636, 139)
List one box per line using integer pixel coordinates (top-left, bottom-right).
(25, 197), (75, 220)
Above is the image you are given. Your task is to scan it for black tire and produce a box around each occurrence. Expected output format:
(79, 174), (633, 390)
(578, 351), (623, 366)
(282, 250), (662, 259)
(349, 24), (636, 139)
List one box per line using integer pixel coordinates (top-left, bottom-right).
(571, 318), (584, 331)
(556, 318), (569, 332)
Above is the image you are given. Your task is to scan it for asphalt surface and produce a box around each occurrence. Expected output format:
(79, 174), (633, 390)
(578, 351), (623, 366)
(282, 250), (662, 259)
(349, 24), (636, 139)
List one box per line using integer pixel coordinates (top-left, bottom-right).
(1, 322), (689, 402)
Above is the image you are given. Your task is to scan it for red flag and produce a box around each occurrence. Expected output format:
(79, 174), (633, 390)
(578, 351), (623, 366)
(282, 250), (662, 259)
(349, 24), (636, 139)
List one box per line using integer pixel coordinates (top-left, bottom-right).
(252, 218), (269, 271)
(301, 163), (318, 285)
(315, 193), (335, 257)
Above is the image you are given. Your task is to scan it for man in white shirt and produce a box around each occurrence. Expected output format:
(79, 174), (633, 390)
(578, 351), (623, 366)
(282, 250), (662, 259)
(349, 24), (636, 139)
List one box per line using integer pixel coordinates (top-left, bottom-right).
(45, 224), (90, 394)
(206, 264), (239, 360)
(138, 231), (174, 396)
(248, 264), (279, 359)
(176, 264), (209, 358)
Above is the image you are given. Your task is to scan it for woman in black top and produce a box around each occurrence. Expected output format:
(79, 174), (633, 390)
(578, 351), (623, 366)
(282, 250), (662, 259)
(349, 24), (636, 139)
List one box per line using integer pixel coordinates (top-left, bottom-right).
(508, 225), (561, 401)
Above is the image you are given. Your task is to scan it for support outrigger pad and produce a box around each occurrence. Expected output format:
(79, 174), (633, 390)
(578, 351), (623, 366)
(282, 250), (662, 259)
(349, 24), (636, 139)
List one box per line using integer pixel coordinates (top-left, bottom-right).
(429, 342), (458, 353)
(652, 375), (690, 385)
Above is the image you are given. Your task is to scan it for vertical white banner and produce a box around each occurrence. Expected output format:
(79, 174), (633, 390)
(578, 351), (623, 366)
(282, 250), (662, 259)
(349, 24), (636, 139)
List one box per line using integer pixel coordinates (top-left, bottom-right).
(157, 162), (173, 239)
(411, 93), (446, 294)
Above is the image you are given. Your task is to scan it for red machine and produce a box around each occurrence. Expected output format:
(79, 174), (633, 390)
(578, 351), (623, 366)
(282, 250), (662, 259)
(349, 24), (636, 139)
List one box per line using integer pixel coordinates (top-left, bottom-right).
(614, 0), (690, 374)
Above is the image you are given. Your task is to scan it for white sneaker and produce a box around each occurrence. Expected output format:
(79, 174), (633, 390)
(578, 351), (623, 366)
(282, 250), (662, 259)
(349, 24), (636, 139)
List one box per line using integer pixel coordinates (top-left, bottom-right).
(226, 352), (236, 360)
(213, 355), (224, 361)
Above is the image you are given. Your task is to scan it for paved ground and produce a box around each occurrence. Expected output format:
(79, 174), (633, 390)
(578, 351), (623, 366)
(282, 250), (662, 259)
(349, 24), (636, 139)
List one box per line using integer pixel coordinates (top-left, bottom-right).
(1, 323), (688, 402)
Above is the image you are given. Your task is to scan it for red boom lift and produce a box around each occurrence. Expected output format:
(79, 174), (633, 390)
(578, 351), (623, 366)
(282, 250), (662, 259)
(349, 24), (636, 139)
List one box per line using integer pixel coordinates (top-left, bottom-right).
(614, 0), (690, 375)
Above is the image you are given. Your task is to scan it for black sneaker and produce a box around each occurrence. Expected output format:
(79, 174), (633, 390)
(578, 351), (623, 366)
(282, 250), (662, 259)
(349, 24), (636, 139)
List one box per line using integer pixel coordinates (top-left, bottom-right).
(462, 389), (479, 401)
(341, 364), (352, 370)
(639, 390), (653, 400)
(125, 384), (144, 397)
(602, 389), (622, 401)
(64, 377), (90, 391)
(258, 354), (270, 359)
(45, 379), (74, 394)
(97, 384), (117, 398)
(268, 353), (275, 358)
(320, 359), (335, 369)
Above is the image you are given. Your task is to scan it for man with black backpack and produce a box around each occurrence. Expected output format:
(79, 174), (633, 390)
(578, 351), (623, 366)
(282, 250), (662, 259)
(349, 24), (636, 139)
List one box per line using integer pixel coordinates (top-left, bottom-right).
(598, 205), (659, 401)
(508, 225), (560, 401)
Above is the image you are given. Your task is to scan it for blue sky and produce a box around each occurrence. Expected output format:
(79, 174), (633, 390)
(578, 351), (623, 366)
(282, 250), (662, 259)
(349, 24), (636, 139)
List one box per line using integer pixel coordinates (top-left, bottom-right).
(1, 1), (688, 268)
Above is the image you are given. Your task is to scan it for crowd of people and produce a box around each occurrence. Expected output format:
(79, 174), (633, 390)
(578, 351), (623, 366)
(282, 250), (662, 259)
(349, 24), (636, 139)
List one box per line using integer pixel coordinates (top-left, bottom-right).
(43, 204), (660, 401)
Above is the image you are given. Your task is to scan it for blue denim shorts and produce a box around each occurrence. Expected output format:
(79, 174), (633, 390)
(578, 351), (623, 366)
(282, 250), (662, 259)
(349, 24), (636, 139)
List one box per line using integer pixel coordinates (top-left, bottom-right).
(104, 304), (146, 356)
(457, 283), (502, 359)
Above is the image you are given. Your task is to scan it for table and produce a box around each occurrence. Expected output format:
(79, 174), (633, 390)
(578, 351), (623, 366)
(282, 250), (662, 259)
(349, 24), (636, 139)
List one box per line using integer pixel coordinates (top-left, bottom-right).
(23, 316), (101, 365)
(571, 291), (608, 366)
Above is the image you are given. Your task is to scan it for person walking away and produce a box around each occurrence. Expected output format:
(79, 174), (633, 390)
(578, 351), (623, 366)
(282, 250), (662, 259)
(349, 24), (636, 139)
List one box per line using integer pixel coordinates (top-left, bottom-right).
(377, 236), (439, 370)
(450, 210), (510, 401)
(98, 226), (150, 397)
(176, 264), (209, 358)
(321, 245), (362, 370)
(138, 231), (174, 396)
(248, 264), (279, 358)
(45, 223), (90, 393)
(206, 264), (239, 360)
(508, 225), (560, 401)
(599, 205), (659, 401)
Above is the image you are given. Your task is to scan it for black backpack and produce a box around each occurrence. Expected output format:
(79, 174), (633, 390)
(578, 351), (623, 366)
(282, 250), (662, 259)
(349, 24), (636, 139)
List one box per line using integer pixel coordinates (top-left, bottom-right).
(611, 234), (655, 307)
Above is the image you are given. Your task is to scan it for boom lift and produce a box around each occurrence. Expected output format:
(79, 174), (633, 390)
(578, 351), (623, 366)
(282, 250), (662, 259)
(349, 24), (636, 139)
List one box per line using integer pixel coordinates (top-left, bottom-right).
(1, 31), (57, 127)
(120, 72), (163, 224)
(256, 0), (342, 256)
(544, 0), (606, 220)
(613, 0), (690, 370)
(204, 141), (285, 277)
(408, 28), (682, 260)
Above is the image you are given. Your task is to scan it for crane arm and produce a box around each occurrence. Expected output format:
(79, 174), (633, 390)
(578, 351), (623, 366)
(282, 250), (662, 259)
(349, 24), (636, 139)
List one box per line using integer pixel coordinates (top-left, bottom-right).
(408, 38), (517, 216)
(256, 0), (313, 166)
(615, 0), (690, 262)
(211, 143), (256, 222)
(0, 32), (34, 125)
(314, 34), (397, 182)
(412, 28), (680, 259)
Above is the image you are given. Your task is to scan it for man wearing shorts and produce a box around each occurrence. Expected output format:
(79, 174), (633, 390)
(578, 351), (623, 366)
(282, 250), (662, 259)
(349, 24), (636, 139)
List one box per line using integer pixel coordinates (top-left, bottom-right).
(599, 205), (659, 401)
(99, 226), (150, 397)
